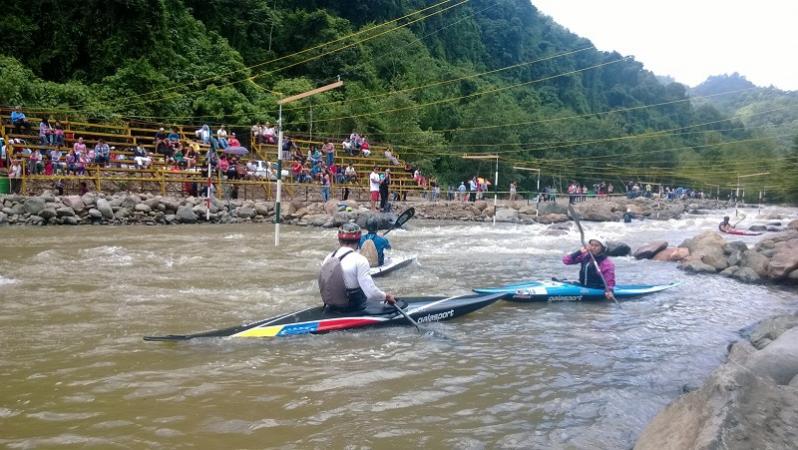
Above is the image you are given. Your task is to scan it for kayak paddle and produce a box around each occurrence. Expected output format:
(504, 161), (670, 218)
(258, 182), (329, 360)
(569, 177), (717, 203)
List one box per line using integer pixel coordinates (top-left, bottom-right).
(567, 205), (619, 306)
(393, 300), (450, 339)
(382, 207), (415, 237)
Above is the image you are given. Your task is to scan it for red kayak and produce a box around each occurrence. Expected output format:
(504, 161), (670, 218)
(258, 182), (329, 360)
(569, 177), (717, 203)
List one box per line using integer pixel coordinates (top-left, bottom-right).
(721, 228), (762, 236)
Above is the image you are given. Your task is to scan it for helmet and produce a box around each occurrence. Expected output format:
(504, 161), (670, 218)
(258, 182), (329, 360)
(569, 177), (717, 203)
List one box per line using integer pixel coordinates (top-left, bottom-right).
(723, 216), (730, 221)
(338, 222), (362, 242)
(588, 238), (606, 252)
(366, 216), (380, 233)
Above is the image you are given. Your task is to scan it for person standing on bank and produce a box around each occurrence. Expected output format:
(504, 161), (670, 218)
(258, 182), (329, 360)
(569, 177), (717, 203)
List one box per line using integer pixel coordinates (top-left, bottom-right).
(369, 166), (381, 211)
(562, 239), (616, 301)
(379, 168), (391, 212)
(319, 223), (396, 312)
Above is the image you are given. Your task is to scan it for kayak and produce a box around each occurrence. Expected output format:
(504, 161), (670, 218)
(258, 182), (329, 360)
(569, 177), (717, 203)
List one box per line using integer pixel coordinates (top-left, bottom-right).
(721, 229), (763, 236)
(473, 280), (680, 302)
(369, 255), (416, 277)
(143, 293), (503, 340)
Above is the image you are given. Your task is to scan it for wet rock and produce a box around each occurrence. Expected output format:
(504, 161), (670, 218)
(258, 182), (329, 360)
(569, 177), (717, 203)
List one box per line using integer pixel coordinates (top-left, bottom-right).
(652, 247), (690, 262)
(0, 212), (7, 225)
(27, 215), (44, 225)
(254, 202), (273, 216)
(494, 208), (518, 222)
(536, 213), (568, 224)
(720, 266), (738, 277)
(135, 203), (152, 213)
(749, 225), (768, 232)
(62, 216), (79, 225)
(236, 206), (255, 219)
(56, 206), (76, 217)
(767, 238), (798, 279)
(301, 214), (329, 227)
(537, 202), (568, 215)
(635, 326), (798, 450)
(679, 259), (717, 273)
(96, 198), (114, 219)
(747, 313), (798, 350)
(574, 201), (619, 221)
(24, 197), (46, 215)
(733, 267), (762, 283)
(606, 241), (631, 257)
(740, 249), (770, 277)
(88, 208), (103, 219)
(789, 219), (798, 231)
(38, 208), (57, 220)
(81, 192), (97, 207)
(634, 241), (668, 259)
(179, 205), (198, 223)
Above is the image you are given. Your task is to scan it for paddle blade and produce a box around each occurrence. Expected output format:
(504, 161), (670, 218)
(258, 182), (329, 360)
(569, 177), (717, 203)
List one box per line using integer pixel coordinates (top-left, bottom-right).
(394, 207), (415, 228)
(383, 207), (415, 236)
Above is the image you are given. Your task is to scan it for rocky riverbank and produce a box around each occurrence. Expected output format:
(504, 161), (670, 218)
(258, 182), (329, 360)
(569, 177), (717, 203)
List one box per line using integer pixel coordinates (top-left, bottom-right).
(635, 312), (798, 450)
(0, 191), (729, 227)
(625, 220), (798, 285)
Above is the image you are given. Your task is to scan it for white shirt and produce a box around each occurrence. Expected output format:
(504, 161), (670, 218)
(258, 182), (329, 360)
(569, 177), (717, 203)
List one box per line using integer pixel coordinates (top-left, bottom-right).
(369, 171), (381, 192)
(322, 248), (386, 301)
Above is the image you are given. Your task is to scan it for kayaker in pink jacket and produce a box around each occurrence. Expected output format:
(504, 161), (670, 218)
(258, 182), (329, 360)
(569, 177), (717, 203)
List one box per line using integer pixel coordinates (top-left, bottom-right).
(563, 239), (616, 301)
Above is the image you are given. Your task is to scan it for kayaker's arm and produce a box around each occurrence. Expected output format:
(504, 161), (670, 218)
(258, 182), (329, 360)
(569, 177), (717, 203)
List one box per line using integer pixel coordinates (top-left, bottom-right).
(355, 258), (390, 303)
(562, 249), (587, 265)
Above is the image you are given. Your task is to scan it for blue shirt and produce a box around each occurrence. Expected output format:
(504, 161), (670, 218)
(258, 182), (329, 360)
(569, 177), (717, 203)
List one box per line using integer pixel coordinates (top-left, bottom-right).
(359, 233), (391, 266)
(11, 111), (26, 122)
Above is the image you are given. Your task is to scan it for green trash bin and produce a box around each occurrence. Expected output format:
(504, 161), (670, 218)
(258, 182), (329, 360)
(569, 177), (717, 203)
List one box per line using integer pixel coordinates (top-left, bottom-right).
(0, 176), (9, 194)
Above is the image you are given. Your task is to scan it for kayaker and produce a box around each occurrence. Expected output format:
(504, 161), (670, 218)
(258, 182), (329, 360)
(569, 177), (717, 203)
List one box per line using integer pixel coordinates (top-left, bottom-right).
(360, 217), (392, 267)
(562, 239), (616, 300)
(623, 208), (633, 223)
(319, 223), (396, 312)
(719, 216), (732, 232)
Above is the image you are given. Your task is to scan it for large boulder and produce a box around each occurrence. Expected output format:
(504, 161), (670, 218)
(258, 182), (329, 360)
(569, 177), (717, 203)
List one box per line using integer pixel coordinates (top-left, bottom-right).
(178, 205), (198, 223)
(652, 247), (690, 262)
(635, 324), (798, 450)
(679, 231), (729, 271)
(574, 201), (620, 221)
(740, 249), (770, 277)
(788, 219), (798, 231)
(536, 213), (568, 224)
(606, 241), (631, 257)
(24, 197), (46, 215)
(494, 208), (518, 222)
(95, 198), (114, 219)
(633, 241), (668, 259)
(679, 259), (717, 273)
(537, 202), (568, 215)
(767, 238), (798, 279)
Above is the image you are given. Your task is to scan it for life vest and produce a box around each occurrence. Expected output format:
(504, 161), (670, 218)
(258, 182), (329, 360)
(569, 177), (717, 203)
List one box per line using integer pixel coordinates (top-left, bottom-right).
(579, 255), (607, 289)
(318, 248), (355, 307)
(360, 239), (379, 268)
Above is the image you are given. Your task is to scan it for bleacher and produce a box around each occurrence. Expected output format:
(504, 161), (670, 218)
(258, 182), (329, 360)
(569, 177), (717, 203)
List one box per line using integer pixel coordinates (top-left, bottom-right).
(0, 107), (430, 200)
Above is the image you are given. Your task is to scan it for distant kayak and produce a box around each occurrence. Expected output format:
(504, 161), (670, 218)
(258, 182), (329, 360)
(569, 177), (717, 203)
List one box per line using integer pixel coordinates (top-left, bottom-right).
(721, 229), (763, 236)
(473, 280), (680, 302)
(369, 255), (416, 278)
(143, 293), (503, 340)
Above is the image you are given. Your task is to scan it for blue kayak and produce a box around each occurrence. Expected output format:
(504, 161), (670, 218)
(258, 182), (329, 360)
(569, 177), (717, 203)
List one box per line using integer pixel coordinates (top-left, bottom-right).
(473, 280), (680, 302)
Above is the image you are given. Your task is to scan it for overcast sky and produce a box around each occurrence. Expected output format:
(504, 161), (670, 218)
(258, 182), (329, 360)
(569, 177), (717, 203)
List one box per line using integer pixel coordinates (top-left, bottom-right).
(531, 0), (798, 91)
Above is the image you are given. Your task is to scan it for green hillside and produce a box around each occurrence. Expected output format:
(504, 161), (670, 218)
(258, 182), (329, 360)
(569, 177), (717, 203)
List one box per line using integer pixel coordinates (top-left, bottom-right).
(1, 0), (795, 201)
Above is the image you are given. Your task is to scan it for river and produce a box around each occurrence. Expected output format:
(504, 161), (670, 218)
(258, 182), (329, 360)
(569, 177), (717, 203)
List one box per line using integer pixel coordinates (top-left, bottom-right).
(1, 206), (796, 449)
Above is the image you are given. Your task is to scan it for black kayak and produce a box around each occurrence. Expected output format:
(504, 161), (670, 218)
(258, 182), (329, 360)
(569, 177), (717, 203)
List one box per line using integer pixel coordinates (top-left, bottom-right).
(144, 293), (503, 340)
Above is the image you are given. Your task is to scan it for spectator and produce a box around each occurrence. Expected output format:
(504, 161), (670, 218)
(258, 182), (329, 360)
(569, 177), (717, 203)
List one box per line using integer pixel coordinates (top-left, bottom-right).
(458, 181), (466, 201)
(342, 137), (354, 156)
(227, 132), (240, 148)
(167, 127), (180, 148)
(509, 181), (517, 202)
(320, 170), (331, 202)
(195, 124), (211, 144)
(263, 122), (276, 144)
(369, 166), (381, 211)
(344, 164), (357, 183)
(360, 137), (370, 157)
(184, 145), (198, 169)
(10, 106), (32, 133)
(251, 122), (263, 144)
(50, 147), (64, 174)
(29, 149), (43, 174)
(218, 154), (230, 176)
(94, 139), (110, 166)
(321, 139), (335, 167)
(73, 137), (87, 156)
(384, 148), (400, 165)
(379, 168), (391, 211)
(154, 127), (169, 155)
(79, 181), (89, 196)
(53, 121), (65, 146)
(39, 117), (53, 145)
(9, 159), (22, 193)
(133, 145), (151, 169)
(66, 149), (79, 174)
(217, 125), (229, 148)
